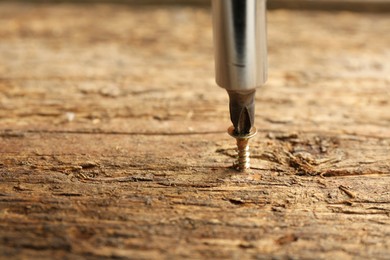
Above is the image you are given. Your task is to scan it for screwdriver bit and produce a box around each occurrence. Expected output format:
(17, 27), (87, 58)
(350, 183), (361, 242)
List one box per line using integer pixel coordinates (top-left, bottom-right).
(212, 0), (268, 171)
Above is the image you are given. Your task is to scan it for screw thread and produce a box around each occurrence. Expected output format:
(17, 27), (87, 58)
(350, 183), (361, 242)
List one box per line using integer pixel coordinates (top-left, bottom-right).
(228, 126), (257, 172)
(235, 139), (250, 171)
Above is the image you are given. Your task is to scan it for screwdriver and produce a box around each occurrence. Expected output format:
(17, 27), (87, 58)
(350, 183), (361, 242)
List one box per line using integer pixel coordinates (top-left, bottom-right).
(212, 0), (267, 171)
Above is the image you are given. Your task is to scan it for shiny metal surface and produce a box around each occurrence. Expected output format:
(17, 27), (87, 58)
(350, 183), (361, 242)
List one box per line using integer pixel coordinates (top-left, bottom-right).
(212, 0), (268, 170)
(227, 89), (255, 134)
(212, 0), (267, 91)
(228, 126), (257, 171)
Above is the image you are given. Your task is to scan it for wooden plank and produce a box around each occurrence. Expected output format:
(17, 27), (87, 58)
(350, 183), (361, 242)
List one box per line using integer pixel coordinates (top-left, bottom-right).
(0, 3), (390, 259)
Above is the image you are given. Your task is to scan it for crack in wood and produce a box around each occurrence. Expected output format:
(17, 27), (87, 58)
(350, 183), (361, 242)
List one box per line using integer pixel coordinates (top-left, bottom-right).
(18, 129), (225, 136)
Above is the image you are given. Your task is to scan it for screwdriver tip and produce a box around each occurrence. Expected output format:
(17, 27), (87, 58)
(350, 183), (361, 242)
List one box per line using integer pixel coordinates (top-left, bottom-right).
(227, 89), (256, 135)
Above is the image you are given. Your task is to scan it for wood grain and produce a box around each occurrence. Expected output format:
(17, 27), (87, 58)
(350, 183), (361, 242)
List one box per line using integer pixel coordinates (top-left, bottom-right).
(0, 3), (389, 259)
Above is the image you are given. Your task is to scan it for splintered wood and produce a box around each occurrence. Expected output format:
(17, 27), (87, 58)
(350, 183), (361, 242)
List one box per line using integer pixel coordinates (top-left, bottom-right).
(0, 3), (389, 259)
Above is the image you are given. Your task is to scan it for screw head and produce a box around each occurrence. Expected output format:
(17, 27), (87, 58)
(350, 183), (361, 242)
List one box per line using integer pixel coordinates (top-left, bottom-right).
(227, 126), (257, 140)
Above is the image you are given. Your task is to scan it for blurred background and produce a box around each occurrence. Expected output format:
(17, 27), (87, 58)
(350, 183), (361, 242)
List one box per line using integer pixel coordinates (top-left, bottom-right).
(4, 0), (390, 11)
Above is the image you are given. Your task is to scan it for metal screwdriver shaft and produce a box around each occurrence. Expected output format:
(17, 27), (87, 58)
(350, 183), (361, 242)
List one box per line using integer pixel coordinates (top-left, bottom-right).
(212, 0), (268, 171)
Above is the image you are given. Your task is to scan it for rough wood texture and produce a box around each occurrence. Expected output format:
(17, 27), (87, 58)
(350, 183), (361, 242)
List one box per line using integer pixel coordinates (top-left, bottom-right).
(0, 3), (390, 259)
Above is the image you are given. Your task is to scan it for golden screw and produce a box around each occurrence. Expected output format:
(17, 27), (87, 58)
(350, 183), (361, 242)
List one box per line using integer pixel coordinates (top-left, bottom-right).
(228, 126), (257, 172)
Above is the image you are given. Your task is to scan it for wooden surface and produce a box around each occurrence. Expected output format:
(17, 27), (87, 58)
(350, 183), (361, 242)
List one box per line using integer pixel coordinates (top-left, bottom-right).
(7, 0), (390, 12)
(1, 2), (390, 259)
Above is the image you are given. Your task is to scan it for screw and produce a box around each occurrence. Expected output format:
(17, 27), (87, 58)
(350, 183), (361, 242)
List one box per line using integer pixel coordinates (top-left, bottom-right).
(227, 126), (257, 172)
